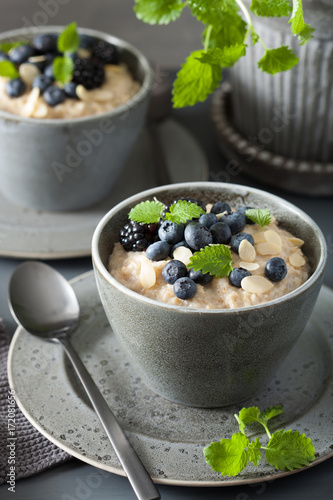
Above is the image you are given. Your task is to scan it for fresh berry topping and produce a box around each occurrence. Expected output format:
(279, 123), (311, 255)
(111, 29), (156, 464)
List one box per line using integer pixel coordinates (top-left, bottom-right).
(43, 63), (55, 79)
(146, 241), (170, 261)
(33, 34), (58, 53)
(119, 220), (158, 252)
(230, 232), (255, 253)
(32, 74), (54, 93)
(162, 260), (188, 284)
(72, 57), (105, 90)
(0, 51), (9, 61)
(64, 81), (79, 98)
(79, 34), (96, 50)
(5, 78), (26, 98)
(229, 268), (252, 287)
(173, 277), (197, 300)
(265, 257), (287, 282)
(219, 211), (246, 235)
(198, 212), (218, 228)
(9, 45), (36, 65)
(238, 206), (256, 225)
(92, 40), (119, 64)
(210, 201), (231, 214)
(184, 222), (213, 251)
(158, 220), (184, 245)
(188, 268), (212, 285)
(210, 222), (232, 244)
(170, 240), (190, 258)
(43, 86), (66, 106)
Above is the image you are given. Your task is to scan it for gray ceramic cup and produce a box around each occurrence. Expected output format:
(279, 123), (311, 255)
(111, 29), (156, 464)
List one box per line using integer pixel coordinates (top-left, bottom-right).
(92, 182), (327, 407)
(0, 26), (151, 211)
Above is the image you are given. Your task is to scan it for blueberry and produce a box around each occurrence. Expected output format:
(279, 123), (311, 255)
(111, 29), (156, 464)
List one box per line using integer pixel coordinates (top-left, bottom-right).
(173, 277), (197, 300)
(230, 232), (255, 253)
(158, 220), (184, 245)
(238, 206), (256, 225)
(32, 74), (54, 93)
(184, 222), (213, 251)
(33, 34), (58, 53)
(9, 44), (36, 64)
(145, 241), (170, 261)
(5, 78), (26, 98)
(43, 86), (66, 106)
(64, 81), (79, 98)
(43, 64), (54, 79)
(0, 51), (9, 61)
(170, 240), (190, 258)
(219, 211), (246, 235)
(211, 202), (231, 214)
(265, 257), (287, 282)
(162, 260), (188, 284)
(198, 213), (218, 228)
(229, 268), (251, 287)
(188, 268), (212, 286)
(210, 222), (232, 244)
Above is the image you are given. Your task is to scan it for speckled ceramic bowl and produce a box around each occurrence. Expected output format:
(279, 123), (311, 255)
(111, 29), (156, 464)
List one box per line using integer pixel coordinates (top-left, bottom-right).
(0, 26), (151, 211)
(92, 182), (327, 407)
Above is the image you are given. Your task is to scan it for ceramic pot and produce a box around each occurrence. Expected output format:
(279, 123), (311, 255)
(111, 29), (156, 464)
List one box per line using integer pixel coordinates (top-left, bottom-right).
(92, 182), (327, 408)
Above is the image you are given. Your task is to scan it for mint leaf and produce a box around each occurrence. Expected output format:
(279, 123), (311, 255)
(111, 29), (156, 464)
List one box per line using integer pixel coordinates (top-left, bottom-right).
(204, 433), (249, 477)
(188, 244), (233, 278)
(189, 0), (238, 25)
(134, 0), (184, 24)
(250, 0), (291, 17)
(203, 12), (247, 49)
(173, 50), (221, 108)
(258, 46), (299, 75)
(289, 0), (315, 45)
(129, 200), (164, 224)
(259, 405), (284, 425)
(198, 44), (246, 68)
(266, 430), (316, 471)
(0, 60), (19, 79)
(0, 41), (25, 53)
(57, 22), (80, 53)
(245, 209), (271, 229)
(251, 30), (260, 45)
(248, 438), (262, 466)
(165, 200), (205, 224)
(236, 406), (261, 433)
(53, 56), (74, 85)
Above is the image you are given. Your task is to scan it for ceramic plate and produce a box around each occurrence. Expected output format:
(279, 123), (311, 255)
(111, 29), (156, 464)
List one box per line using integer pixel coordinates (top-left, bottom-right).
(8, 272), (333, 486)
(0, 119), (208, 259)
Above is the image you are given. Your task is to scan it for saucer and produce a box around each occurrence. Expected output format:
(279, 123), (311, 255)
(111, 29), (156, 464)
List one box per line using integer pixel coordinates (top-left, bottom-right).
(0, 119), (208, 259)
(8, 272), (333, 486)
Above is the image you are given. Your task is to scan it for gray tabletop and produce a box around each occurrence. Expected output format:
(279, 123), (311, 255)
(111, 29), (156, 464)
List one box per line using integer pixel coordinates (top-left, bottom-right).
(1, 1), (333, 499)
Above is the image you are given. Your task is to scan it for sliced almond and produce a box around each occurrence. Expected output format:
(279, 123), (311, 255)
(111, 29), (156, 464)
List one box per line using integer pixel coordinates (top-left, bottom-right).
(76, 84), (90, 101)
(205, 203), (213, 213)
(216, 210), (228, 219)
(253, 231), (266, 244)
(289, 253), (306, 267)
(91, 89), (114, 101)
(104, 64), (123, 74)
(28, 55), (47, 63)
(33, 102), (48, 118)
(241, 275), (274, 294)
(264, 230), (282, 247)
(239, 239), (256, 262)
(140, 256), (156, 289)
(21, 87), (40, 117)
(239, 261), (260, 271)
(256, 242), (281, 255)
(288, 237), (304, 247)
(173, 246), (193, 266)
(77, 47), (91, 59)
(19, 63), (40, 86)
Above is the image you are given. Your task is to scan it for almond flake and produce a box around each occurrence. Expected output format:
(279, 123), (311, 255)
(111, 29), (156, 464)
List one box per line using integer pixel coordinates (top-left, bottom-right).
(289, 253), (306, 267)
(91, 89), (114, 101)
(256, 242), (281, 255)
(241, 275), (274, 294)
(253, 232), (267, 244)
(173, 246), (193, 266)
(76, 84), (90, 101)
(33, 102), (48, 118)
(239, 261), (260, 271)
(288, 237), (304, 247)
(239, 239), (256, 262)
(205, 203), (213, 213)
(264, 230), (282, 247)
(216, 211), (228, 219)
(28, 55), (46, 63)
(77, 48), (91, 59)
(19, 63), (40, 86)
(140, 256), (156, 289)
(21, 87), (40, 117)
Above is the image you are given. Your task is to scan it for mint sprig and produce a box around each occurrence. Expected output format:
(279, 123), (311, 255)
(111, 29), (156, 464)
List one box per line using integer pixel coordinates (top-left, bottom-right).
(53, 56), (74, 85)
(245, 208), (271, 229)
(289, 0), (315, 45)
(0, 41), (25, 53)
(188, 244), (233, 278)
(165, 200), (205, 224)
(57, 22), (80, 53)
(0, 60), (19, 79)
(204, 404), (315, 476)
(250, 0), (292, 18)
(258, 46), (299, 74)
(134, 0), (185, 24)
(52, 22), (79, 85)
(129, 200), (164, 224)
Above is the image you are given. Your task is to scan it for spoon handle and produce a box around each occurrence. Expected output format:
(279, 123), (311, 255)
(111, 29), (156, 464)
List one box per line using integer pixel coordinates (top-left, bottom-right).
(57, 336), (160, 500)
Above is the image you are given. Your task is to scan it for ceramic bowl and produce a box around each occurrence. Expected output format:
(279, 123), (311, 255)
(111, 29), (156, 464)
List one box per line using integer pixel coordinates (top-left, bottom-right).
(0, 26), (151, 211)
(92, 182), (327, 407)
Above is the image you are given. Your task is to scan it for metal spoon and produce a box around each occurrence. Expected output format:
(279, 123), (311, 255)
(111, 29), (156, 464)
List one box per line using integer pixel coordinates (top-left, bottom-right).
(8, 261), (160, 500)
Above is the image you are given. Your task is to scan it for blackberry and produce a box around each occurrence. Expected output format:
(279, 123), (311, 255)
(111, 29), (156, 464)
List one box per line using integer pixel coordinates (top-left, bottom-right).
(162, 197), (206, 218)
(92, 40), (119, 64)
(72, 57), (105, 90)
(119, 221), (158, 252)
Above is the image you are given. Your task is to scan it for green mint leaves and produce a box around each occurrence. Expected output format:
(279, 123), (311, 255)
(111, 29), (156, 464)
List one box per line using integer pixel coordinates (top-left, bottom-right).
(204, 405), (315, 477)
(245, 208), (271, 229)
(128, 199), (206, 225)
(0, 41), (25, 53)
(188, 244), (233, 278)
(165, 200), (205, 224)
(134, 0), (315, 107)
(0, 60), (19, 79)
(52, 22), (79, 85)
(129, 200), (164, 224)
(53, 56), (74, 85)
(57, 22), (80, 53)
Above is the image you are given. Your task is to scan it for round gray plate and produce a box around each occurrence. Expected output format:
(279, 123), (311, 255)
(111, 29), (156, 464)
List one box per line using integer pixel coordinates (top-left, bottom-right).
(0, 119), (208, 259)
(8, 272), (333, 486)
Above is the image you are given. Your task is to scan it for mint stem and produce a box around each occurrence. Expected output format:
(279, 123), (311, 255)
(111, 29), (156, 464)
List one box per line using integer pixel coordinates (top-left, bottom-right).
(204, 24), (213, 52)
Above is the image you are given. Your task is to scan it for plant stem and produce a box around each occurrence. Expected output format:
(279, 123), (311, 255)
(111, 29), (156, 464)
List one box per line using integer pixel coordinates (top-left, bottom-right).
(234, 0), (253, 29)
(204, 24), (213, 52)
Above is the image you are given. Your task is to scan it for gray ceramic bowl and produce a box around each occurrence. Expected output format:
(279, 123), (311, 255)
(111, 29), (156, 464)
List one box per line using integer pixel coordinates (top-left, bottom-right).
(92, 182), (327, 407)
(0, 26), (151, 211)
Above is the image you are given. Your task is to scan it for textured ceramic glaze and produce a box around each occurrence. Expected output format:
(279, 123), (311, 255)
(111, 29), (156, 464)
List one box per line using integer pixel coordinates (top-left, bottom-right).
(0, 26), (151, 211)
(92, 182), (327, 407)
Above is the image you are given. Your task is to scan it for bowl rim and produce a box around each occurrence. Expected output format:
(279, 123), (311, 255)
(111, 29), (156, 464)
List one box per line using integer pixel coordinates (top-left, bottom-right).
(92, 181), (328, 314)
(0, 25), (152, 125)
